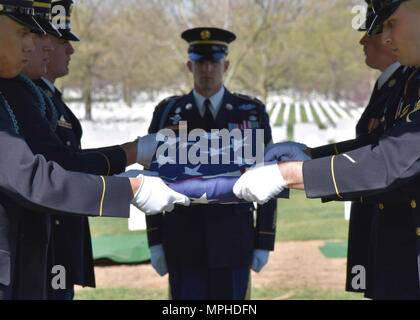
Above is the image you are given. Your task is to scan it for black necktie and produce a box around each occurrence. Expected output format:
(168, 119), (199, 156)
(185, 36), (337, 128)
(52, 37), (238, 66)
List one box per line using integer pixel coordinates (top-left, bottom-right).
(202, 98), (214, 131)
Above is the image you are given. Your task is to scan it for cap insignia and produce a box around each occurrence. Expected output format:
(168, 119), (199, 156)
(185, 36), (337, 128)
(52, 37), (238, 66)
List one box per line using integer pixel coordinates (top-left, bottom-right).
(200, 30), (211, 40)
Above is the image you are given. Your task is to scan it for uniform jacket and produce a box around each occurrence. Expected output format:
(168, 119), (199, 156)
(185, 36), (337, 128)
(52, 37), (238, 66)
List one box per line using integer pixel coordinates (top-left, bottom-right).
(0, 94), (131, 299)
(146, 88), (277, 268)
(310, 65), (408, 294)
(34, 79), (106, 291)
(304, 67), (420, 299)
(0, 75), (127, 299)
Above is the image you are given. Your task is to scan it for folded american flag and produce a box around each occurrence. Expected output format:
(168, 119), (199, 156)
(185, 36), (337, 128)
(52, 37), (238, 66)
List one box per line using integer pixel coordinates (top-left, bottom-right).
(149, 129), (289, 204)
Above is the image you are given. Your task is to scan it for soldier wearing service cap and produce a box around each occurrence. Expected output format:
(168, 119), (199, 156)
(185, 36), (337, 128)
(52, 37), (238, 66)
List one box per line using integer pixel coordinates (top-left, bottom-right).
(0, 0), (46, 34)
(35, 0), (82, 153)
(32, 0), (61, 37)
(233, 0), (420, 299)
(301, 0), (410, 297)
(30, 0), (126, 300)
(0, 0), (190, 300)
(50, 0), (79, 41)
(146, 27), (276, 300)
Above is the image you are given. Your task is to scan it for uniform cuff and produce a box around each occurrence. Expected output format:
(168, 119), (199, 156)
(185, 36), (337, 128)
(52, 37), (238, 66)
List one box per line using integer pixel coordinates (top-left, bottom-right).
(100, 176), (131, 218)
(303, 157), (336, 199)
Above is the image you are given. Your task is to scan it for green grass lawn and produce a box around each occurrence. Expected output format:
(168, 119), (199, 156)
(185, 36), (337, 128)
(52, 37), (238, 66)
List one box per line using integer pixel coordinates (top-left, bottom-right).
(300, 104), (308, 123)
(251, 287), (364, 300)
(75, 288), (167, 300)
(88, 216), (144, 238)
(75, 287), (364, 300)
(318, 104), (335, 126)
(275, 104), (285, 126)
(287, 105), (295, 140)
(276, 190), (349, 242)
(268, 104), (275, 117)
(309, 104), (326, 129)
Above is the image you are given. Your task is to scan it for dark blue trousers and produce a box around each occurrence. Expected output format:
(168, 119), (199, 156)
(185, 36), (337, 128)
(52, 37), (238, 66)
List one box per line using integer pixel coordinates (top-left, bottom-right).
(168, 265), (250, 300)
(50, 285), (74, 300)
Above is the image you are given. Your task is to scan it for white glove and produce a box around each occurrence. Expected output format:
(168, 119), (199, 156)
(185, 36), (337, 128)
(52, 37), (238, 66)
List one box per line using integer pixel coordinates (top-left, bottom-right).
(252, 249), (270, 272)
(233, 163), (287, 205)
(137, 134), (159, 166)
(131, 174), (190, 215)
(149, 244), (168, 276)
(265, 142), (310, 162)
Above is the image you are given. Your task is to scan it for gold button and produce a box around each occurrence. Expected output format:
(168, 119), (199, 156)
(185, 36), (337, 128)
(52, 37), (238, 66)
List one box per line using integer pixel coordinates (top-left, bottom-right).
(411, 200), (417, 209)
(416, 228), (420, 237)
(360, 197), (363, 204)
(379, 203), (384, 210)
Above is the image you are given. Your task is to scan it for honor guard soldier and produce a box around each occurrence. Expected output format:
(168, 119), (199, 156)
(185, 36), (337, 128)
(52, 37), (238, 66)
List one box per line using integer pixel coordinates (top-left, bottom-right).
(34, 0), (81, 154)
(302, 0), (410, 297)
(234, 0), (420, 299)
(146, 27), (277, 300)
(27, 0), (117, 299)
(0, 0), (189, 300)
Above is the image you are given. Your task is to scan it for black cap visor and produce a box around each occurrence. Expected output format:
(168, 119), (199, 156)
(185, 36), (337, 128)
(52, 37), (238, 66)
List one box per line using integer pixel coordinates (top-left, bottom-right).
(59, 29), (80, 42)
(35, 18), (62, 38)
(5, 12), (45, 34)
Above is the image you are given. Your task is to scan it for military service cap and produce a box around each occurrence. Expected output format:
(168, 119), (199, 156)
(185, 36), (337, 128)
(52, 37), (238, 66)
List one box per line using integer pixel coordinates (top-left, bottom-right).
(368, 0), (408, 35)
(33, 0), (61, 37)
(181, 27), (236, 61)
(0, 0), (45, 34)
(359, 0), (383, 34)
(51, 0), (80, 41)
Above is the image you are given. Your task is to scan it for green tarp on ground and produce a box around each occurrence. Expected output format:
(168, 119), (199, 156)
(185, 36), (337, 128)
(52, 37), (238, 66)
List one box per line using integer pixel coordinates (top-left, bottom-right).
(91, 233), (150, 264)
(319, 242), (348, 258)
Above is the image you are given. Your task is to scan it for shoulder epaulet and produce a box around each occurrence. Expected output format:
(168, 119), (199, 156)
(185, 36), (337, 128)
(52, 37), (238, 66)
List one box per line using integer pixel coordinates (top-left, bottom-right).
(155, 95), (184, 110)
(233, 92), (265, 107)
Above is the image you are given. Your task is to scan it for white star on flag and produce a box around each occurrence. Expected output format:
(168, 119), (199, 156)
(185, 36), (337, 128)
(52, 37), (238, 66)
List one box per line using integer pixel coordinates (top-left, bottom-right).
(189, 193), (218, 204)
(184, 164), (203, 176)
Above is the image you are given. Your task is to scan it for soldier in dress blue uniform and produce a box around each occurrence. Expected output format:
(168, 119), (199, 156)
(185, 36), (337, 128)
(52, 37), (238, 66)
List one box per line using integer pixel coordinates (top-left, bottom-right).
(234, 0), (420, 299)
(146, 27), (277, 300)
(0, 0), (190, 299)
(34, 0), (81, 154)
(19, 0), (110, 299)
(305, 1), (409, 296)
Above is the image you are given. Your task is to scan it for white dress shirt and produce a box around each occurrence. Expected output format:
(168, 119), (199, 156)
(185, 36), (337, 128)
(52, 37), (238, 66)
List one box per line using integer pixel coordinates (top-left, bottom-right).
(40, 77), (56, 93)
(377, 61), (401, 90)
(193, 86), (225, 119)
